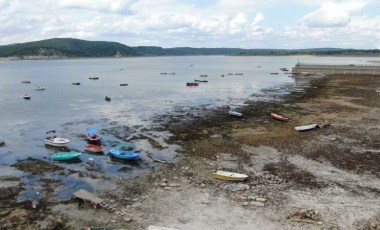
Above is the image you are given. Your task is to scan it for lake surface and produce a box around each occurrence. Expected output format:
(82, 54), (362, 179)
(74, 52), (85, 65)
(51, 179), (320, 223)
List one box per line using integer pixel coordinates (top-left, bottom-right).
(0, 55), (378, 201)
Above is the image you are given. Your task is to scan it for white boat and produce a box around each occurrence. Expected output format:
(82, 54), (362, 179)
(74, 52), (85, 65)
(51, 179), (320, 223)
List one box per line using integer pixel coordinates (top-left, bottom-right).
(212, 170), (248, 181)
(44, 130), (70, 147)
(294, 124), (319, 131)
(35, 85), (45, 90)
(23, 93), (31, 99)
(229, 110), (243, 117)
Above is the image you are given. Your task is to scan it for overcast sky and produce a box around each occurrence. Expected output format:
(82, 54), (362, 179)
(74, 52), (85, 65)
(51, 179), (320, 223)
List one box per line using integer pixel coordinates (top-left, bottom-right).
(0, 0), (379, 49)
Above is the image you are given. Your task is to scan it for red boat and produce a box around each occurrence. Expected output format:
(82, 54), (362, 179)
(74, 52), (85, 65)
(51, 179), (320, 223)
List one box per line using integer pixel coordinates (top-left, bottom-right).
(186, 82), (199, 87)
(270, 113), (289, 121)
(84, 144), (104, 153)
(86, 128), (101, 143)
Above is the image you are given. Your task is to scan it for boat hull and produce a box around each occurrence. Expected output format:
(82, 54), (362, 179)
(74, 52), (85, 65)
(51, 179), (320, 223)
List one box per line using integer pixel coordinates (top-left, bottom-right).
(85, 144), (104, 153)
(229, 110), (243, 117)
(52, 152), (82, 161)
(270, 113), (289, 121)
(109, 148), (140, 160)
(212, 171), (248, 181)
(295, 124), (319, 131)
(45, 138), (70, 147)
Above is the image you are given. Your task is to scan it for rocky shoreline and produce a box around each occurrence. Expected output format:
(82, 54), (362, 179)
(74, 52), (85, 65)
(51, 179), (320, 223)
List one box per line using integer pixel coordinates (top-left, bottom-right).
(1, 74), (379, 229)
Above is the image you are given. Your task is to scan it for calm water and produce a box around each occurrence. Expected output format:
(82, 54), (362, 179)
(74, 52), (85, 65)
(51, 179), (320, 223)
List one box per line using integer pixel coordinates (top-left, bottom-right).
(0, 55), (378, 201)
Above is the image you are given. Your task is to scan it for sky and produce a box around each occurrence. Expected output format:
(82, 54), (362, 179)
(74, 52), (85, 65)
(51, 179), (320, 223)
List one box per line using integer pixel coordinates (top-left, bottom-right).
(0, 0), (379, 49)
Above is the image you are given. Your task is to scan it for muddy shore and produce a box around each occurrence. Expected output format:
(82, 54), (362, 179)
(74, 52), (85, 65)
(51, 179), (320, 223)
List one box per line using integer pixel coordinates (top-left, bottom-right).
(1, 74), (379, 229)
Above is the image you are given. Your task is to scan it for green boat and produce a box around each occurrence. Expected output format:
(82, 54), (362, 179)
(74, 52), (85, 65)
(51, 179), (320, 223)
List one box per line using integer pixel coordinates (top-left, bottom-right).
(52, 152), (82, 161)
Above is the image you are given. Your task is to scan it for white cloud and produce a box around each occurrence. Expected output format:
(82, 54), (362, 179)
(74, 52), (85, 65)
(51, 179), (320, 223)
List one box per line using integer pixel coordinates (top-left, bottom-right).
(299, 2), (366, 28)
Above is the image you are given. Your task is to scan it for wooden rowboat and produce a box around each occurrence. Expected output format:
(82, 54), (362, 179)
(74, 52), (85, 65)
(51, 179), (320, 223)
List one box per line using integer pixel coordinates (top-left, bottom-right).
(270, 113), (289, 121)
(84, 144), (105, 153)
(212, 170), (248, 181)
(294, 124), (319, 131)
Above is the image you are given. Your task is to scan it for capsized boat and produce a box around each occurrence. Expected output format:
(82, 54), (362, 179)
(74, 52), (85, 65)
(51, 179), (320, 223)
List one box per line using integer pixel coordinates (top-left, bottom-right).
(84, 144), (105, 153)
(86, 128), (101, 143)
(109, 148), (140, 160)
(212, 170), (248, 181)
(228, 110), (243, 117)
(270, 113), (289, 121)
(294, 124), (319, 131)
(52, 151), (82, 161)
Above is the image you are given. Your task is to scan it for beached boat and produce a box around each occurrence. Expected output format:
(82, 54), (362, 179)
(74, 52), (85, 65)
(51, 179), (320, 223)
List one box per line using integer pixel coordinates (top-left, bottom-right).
(194, 79), (208, 83)
(86, 128), (101, 143)
(45, 130), (70, 147)
(84, 144), (105, 153)
(52, 151), (82, 161)
(109, 148), (140, 160)
(186, 82), (199, 87)
(23, 93), (31, 99)
(270, 113), (289, 121)
(120, 83), (128, 86)
(105, 96), (111, 101)
(294, 124), (319, 131)
(212, 170), (248, 181)
(72, 82), (80, 85)
(89, 76), (99, 80)
(229, 110), (243, 117)
(21, 80), (31, 83)
(35, 85), (45, 90)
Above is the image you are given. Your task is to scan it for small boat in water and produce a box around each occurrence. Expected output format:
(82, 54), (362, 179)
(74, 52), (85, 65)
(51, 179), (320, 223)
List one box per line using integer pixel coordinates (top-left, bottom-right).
(105, 96), (111, 101)
(21, 80), (31, 83)
(35, 85), (45, 90)
(45, 130), (70, 147)
(270, 72), (279, 75)
(72, 82), (80, 85)
(86, 128), (101, 143)
(270, 113), (289, 121)
(295, 124), (319, 131)
(52, 151), (82, 161)
(120, 83), (128, 86)
(200, 74), (208, 77)
(194, 79), (208, 83)
(213, 170), (248, 181)
(229, 110), (243, 117)
(186, 82), (199, 87)
(23, 93), (31, 99)
(89, 76), (99, 80)
(84, 144), (105, 153)
(109, 148), (140, 160)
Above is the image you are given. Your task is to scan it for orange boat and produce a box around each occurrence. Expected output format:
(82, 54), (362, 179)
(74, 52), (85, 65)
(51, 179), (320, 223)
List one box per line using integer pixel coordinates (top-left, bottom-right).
(186, 82), (199, 87)
(270, 113), (289, 121)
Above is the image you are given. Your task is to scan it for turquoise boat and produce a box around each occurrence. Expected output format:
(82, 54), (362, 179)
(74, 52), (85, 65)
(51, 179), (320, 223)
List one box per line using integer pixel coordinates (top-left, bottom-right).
(52, 152), (82, 161)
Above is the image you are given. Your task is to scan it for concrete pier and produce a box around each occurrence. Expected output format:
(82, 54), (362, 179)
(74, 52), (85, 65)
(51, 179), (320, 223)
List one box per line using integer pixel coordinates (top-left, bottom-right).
(292, 63), (380, 76)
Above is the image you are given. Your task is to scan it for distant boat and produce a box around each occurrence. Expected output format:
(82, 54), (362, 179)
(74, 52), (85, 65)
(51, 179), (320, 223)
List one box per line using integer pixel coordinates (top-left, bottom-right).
(35, 85), (45, 90)
(72, 82), (80, 85)
(105, 96), (111, 101)
(200, 74), (208, 77)
(213, 170), (248, 181)
(45, 130), (70, 147)
(227, 73), (233, 75)
(109, 148), (140, 160)
(229, 110), (243, 117)
(120, 83), (128, 86)
(270, 113), (289, 121)
(21, 80), (31, 83)
(52, 152), (82, 161)
(235, 73), (244, 75)
(186, 82), (199, 87)
(89, 76), (99, 80)
(280, 68), (289, 71)
(294, 124), (319, 131)
(160, 73), (168, 75)
(270, 72), (279, 75)
(84, 144), (105, 153)
(194, 79), (208, 83)
(168, 72), (175, 75)
(86, 128), (101, 143)
(221, 74), (225, 77)
(22, 93), (31, 99)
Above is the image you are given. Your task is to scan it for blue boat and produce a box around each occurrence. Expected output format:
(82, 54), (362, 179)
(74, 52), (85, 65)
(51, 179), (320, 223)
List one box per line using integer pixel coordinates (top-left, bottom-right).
(109, 148), (140, 160)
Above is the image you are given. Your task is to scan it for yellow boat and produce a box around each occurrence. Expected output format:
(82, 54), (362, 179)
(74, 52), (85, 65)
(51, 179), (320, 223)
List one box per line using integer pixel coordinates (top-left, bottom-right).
(212, 170), (248, 181)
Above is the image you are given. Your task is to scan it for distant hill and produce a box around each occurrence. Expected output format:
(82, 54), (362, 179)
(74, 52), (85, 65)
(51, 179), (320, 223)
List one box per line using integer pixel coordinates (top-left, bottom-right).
(0, 38), (379, 59)
(0, 38), (139, 59)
